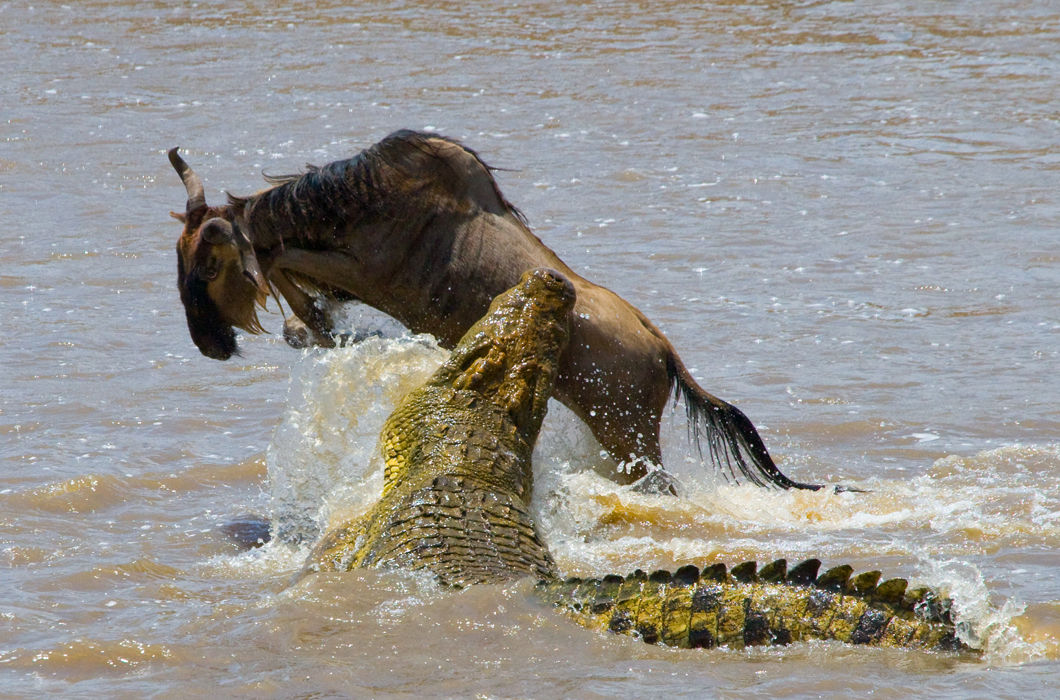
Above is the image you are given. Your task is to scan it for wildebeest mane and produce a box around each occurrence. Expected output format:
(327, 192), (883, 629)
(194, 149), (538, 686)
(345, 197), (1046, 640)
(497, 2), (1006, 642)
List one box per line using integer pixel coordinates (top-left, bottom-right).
(227, 130), (526, 248)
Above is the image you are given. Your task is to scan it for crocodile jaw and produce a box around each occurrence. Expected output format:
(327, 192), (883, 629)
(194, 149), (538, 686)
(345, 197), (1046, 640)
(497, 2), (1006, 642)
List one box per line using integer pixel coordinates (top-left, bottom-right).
(439, 268), (575, 442)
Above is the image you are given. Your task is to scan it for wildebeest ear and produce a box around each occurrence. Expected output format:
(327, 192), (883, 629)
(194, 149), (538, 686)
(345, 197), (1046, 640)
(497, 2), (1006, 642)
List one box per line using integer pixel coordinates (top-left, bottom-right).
(170, 211), (187, 223)
(200, 217), (235, 245)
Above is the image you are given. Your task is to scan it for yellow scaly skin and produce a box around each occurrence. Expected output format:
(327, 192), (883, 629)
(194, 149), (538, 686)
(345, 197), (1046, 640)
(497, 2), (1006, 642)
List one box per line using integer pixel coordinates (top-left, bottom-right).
(300, 268), (977, 653)
(303, 268), (574, 586)
(538, 560), (973, 652)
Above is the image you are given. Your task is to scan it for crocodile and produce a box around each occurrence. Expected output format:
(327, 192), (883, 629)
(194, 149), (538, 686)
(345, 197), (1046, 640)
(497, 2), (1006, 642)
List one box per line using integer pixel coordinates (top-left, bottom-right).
(301, 267), (975, 653)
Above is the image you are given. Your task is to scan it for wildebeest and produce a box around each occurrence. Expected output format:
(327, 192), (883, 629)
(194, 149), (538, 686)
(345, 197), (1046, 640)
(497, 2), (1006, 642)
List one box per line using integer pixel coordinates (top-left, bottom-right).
(168, 129), (821, 491)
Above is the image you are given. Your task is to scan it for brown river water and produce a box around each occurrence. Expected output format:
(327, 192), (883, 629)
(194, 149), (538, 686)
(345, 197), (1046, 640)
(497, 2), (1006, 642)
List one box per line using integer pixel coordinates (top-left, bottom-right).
(2, 1), (1059, 697)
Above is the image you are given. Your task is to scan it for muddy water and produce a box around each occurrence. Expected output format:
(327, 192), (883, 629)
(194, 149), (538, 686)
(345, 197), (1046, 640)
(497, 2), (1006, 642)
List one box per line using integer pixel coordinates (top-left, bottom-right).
(2, 0), (1059, 696)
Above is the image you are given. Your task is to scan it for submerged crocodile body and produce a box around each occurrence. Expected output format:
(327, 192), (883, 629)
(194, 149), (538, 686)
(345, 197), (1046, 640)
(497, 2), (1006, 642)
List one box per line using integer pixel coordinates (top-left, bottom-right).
(539, 558), (964, 651)
(303, 268), (973, 653)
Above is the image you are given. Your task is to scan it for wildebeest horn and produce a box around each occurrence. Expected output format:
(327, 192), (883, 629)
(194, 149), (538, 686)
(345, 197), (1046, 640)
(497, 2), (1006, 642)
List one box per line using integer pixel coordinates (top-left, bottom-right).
(168, 147), (206, 216)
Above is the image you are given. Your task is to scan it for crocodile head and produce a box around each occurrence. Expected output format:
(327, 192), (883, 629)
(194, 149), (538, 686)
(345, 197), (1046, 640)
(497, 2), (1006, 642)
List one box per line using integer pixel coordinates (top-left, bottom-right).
(435, 267), (576, 443)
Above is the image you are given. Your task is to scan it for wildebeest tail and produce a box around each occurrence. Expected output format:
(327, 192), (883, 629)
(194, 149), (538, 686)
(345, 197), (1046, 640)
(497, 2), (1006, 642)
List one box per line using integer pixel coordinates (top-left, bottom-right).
(667, 355), (823, 490)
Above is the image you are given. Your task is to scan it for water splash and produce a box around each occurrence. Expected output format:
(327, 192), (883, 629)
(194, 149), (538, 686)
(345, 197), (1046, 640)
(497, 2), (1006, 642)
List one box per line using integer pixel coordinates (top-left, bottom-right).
(265, 334), (446, 545)
(260, 334), (1059, 663)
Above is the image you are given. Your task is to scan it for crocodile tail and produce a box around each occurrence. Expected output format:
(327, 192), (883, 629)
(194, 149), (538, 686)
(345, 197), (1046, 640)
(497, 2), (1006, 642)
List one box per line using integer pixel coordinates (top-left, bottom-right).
(534, 559), (975, 653)
(667, 355), (824, 490)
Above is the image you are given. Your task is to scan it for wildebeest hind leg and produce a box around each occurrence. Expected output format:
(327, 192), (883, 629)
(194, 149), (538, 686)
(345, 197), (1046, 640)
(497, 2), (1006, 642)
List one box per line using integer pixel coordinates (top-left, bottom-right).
(565, 384), (669, 486)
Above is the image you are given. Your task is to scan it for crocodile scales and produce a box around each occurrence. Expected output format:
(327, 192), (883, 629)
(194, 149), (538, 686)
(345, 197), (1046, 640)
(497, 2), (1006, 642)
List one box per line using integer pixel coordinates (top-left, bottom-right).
(301, 268), (975, 653)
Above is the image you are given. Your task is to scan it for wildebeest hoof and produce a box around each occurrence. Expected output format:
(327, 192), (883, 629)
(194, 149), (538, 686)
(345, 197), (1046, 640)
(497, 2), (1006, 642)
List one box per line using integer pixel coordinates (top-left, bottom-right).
(283, 315), (335, 349)
(283, 319), (310, 348)
(220, 514), (272, 550)
(630, 469), (682, 497)
(336, 329), (384, 347)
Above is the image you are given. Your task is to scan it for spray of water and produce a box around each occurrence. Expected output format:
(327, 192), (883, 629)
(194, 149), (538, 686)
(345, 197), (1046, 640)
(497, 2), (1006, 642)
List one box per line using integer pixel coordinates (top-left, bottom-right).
(250, 333), (1057, 663)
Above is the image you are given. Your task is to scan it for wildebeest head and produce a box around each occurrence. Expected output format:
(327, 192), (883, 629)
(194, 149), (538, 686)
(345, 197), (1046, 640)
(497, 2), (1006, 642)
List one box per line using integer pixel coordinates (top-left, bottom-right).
(169, 148), (268, 360)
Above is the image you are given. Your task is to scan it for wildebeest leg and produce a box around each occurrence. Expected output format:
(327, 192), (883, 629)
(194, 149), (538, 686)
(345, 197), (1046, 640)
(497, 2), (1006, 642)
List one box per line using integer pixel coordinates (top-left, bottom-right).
(561, 289), (824, 492)
(554, 357), (672, 487)
(269, 271), (337, 349)
(283, 314), (327, 349)
(557, 387), (681, 496)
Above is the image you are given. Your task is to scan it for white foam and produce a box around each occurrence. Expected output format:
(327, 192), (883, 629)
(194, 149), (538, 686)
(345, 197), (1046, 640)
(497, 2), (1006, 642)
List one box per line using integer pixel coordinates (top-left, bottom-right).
(258, 335), (1058, 662)
(265, 334), (446, 544)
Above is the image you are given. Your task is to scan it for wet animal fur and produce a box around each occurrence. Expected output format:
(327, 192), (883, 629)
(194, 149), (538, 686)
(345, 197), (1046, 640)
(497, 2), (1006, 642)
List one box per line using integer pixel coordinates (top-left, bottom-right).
(169, 130), (820, 490)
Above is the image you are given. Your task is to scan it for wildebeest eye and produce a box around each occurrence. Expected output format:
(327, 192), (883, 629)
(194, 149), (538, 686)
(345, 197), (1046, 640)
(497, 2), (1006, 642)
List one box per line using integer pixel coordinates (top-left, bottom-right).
(201, 259), (220, 281)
